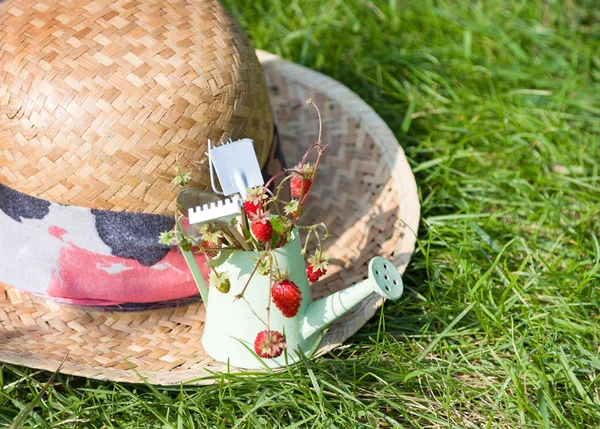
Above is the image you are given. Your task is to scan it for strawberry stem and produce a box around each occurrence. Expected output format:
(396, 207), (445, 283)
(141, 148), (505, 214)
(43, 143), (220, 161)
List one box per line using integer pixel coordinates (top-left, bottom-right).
(275, 146), (326, 248)
(263, 168), (304, 191)
(240, 296), (267, 327)
(306, 98), (322, 145)
(234, 251), (268, 300)
(215, 221), (249, 251)
(267, 252), (273, 331)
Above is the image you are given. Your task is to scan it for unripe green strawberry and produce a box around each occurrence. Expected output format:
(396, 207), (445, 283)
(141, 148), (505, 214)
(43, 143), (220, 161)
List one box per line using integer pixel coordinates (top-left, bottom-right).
(209, 271), (230, 294)
(178, 237), (193, 252)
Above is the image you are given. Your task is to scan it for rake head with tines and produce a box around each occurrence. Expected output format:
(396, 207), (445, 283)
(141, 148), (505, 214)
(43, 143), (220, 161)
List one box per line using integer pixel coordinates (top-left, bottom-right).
(188, 195), (243, 225)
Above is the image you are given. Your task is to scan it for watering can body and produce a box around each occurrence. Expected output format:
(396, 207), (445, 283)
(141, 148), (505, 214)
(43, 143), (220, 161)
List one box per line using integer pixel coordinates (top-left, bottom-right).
(202, 231), (313, 368)
(201, 230), (404, 369)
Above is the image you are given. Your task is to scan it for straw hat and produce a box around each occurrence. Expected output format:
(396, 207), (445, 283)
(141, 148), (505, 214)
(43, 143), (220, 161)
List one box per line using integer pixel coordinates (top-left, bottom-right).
(0, 0), (273, 214)
(0, 0), (420, 384)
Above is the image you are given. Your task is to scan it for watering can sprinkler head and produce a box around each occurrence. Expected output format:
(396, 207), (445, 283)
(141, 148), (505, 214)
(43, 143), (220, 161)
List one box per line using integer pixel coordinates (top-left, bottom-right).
(366, 256), (404, 300)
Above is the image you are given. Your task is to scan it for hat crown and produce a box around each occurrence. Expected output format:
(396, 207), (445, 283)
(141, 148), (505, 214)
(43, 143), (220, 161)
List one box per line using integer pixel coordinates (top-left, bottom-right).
(0, 0), (274, 214)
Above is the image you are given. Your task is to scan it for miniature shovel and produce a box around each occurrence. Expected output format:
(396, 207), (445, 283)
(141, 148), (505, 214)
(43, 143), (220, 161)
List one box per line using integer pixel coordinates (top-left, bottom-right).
(187, 138), (264, 225)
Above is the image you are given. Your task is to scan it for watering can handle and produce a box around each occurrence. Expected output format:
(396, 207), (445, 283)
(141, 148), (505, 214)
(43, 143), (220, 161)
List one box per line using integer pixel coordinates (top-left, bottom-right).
(176, 231), (209, 304)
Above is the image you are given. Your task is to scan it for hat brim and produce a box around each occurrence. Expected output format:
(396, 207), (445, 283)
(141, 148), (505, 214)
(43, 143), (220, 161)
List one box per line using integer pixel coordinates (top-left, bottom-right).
(0, 51), (420, 385)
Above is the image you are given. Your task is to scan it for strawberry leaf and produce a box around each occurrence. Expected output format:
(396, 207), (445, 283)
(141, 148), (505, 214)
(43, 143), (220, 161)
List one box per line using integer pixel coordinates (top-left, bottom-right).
(271, 217), (289, 235)
(240, 224), (253, 242)
(172, 171), (192, 187)
(205, 249), (234, 269)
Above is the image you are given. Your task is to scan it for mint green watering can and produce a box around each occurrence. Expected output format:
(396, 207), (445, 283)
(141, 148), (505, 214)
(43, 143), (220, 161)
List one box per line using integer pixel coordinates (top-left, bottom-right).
(182, 230), (404, 369)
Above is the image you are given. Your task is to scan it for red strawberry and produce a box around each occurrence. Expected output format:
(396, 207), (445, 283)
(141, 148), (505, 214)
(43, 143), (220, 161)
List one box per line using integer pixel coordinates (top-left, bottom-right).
(243, 200), (260, 216)
(271, 279), (302, 318)
(201, 237), (222, 258)
(306, 251), (330, 283)
(249, 209), (273, 243)
(244, 186), (268, 216)
(307, 264), (325, 282)
(254, 330), (286, 358)
(290, 176), (312, 198)
(199, 223), (223, 258)
(290, 164), (314, 198)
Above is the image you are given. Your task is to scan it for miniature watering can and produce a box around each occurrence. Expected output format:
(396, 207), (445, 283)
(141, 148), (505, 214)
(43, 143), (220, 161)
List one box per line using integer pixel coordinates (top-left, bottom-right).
(200, 230), (404, 369)
(180, 138), (404, 368)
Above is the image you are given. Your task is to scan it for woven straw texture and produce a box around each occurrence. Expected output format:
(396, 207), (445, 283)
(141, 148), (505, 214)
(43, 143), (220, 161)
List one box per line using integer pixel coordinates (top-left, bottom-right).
(0, 51), (420, 385)
(0, 0), (273, 214)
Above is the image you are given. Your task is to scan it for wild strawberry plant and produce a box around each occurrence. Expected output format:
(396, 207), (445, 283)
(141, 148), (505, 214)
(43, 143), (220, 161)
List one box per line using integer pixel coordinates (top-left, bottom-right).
(159, 100), (331, 359)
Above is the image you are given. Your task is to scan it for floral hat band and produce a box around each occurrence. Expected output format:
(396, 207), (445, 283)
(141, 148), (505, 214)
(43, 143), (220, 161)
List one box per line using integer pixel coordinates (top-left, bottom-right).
(0, 182), (204, 308)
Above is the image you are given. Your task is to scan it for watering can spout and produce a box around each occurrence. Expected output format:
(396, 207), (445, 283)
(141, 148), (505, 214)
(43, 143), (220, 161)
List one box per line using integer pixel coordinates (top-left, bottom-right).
(300, 257), (404, 341)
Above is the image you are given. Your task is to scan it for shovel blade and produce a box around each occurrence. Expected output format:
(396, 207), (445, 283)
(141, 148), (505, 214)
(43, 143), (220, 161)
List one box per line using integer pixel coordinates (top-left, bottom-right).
(210, 138), (264, 196)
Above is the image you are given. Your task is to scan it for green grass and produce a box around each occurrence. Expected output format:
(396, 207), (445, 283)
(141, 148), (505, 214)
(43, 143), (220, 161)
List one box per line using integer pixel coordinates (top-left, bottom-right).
(2, 0), (600, 427)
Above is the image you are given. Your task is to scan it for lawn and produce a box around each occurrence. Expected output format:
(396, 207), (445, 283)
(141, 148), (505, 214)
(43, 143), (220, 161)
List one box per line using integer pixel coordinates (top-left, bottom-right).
(2, 0), (599, 427)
